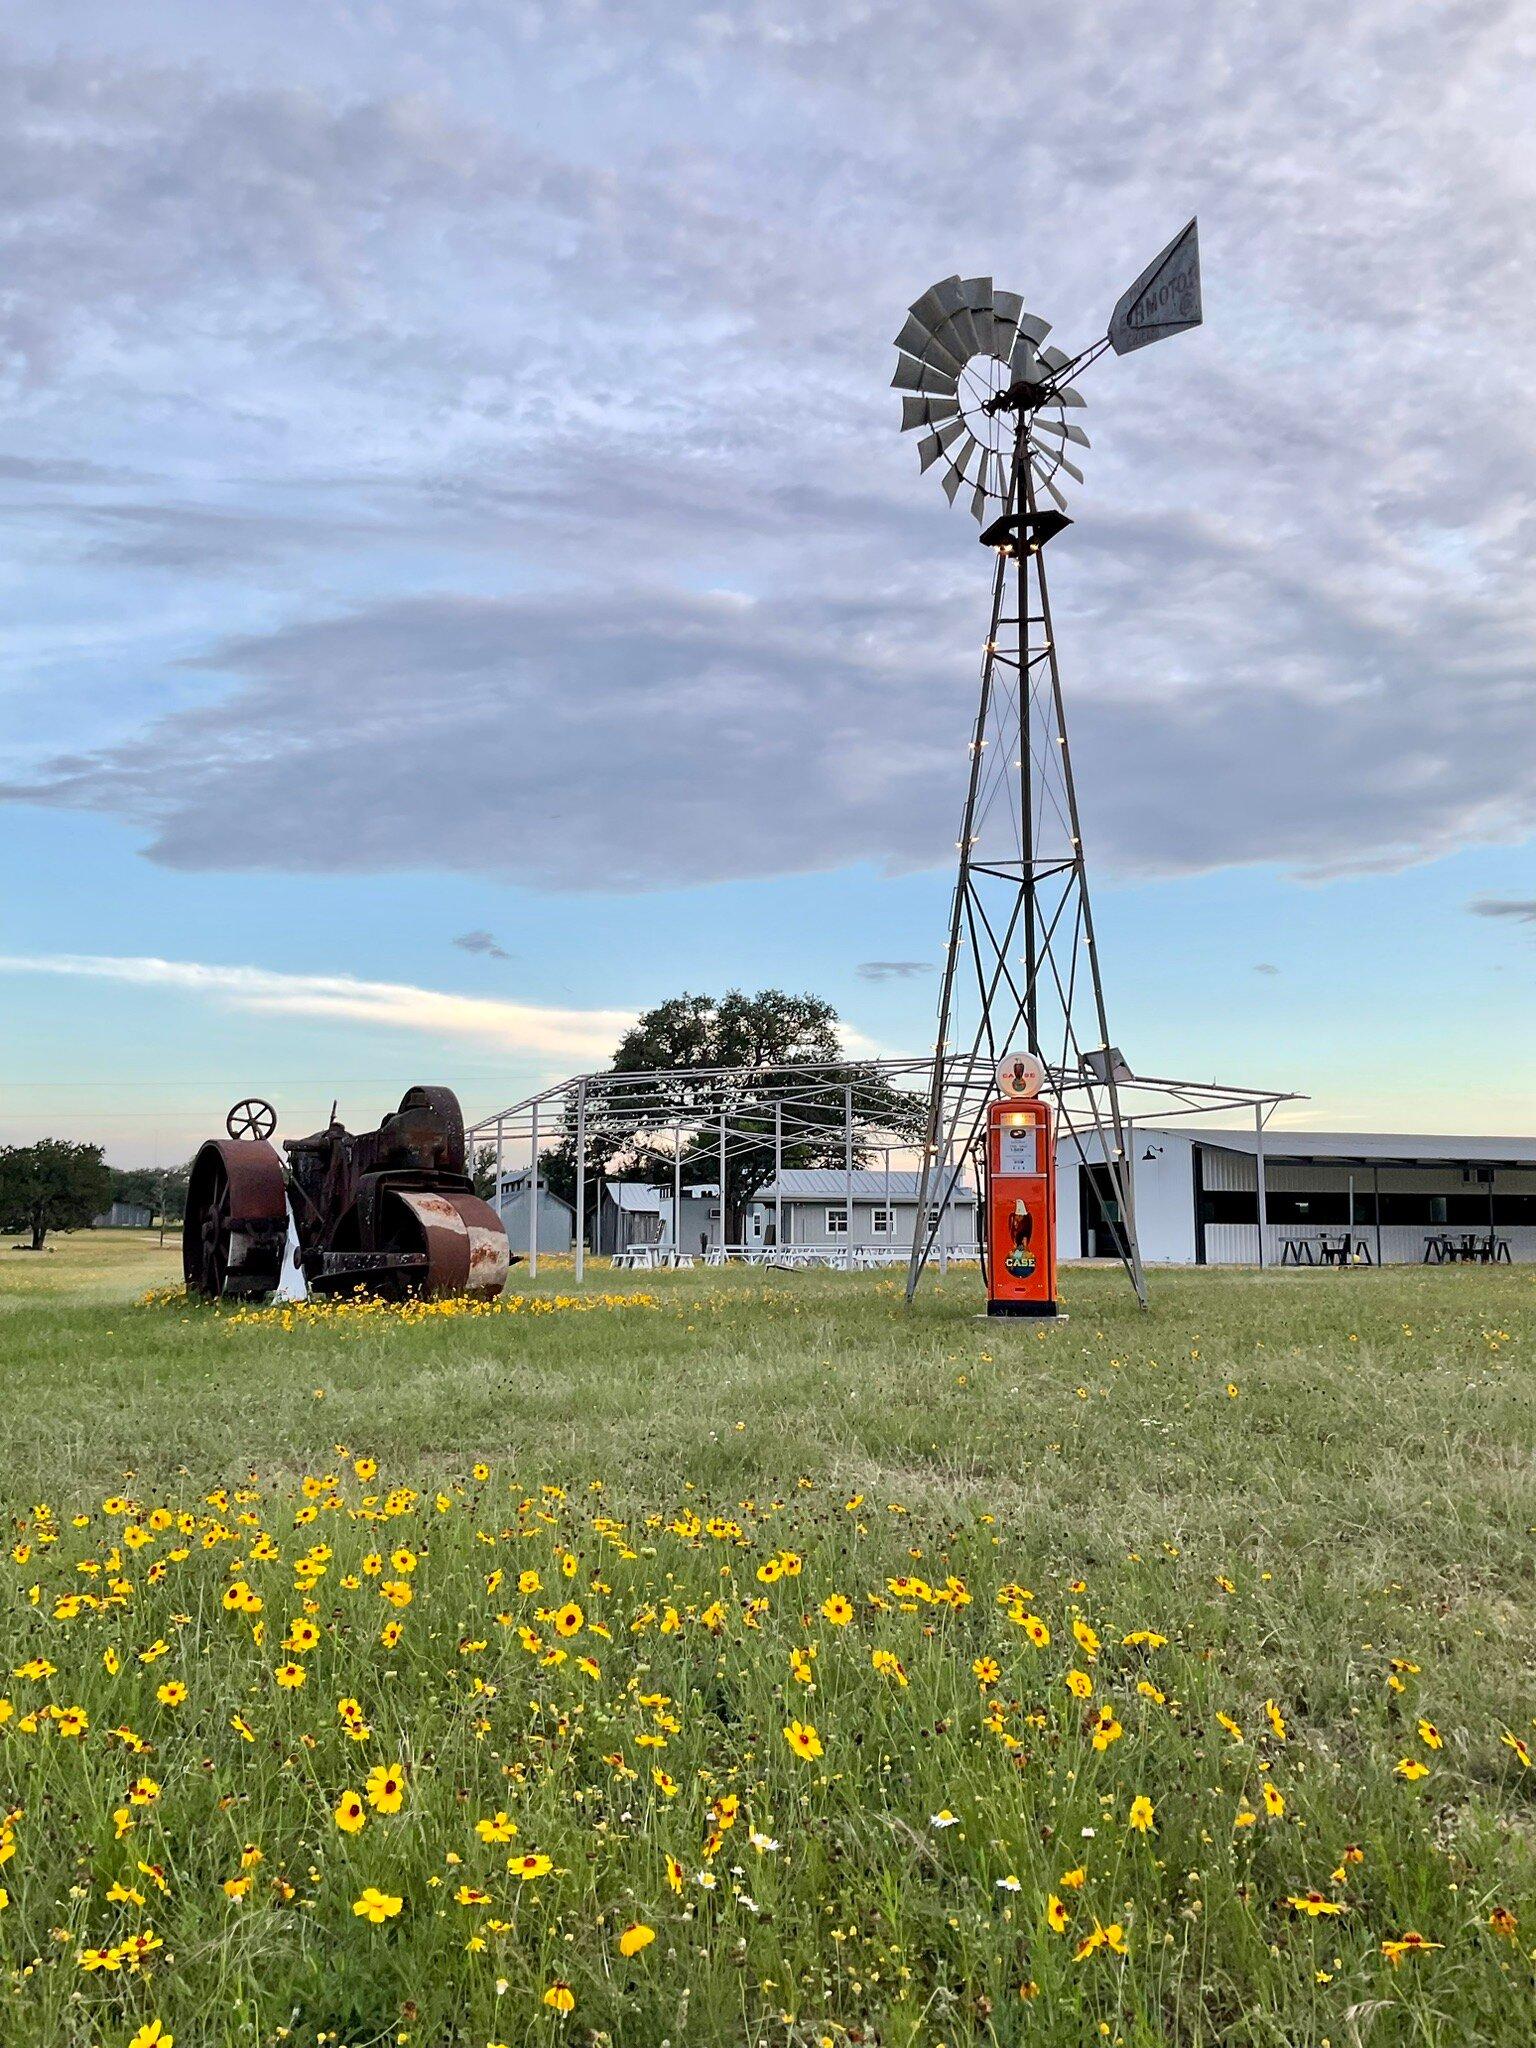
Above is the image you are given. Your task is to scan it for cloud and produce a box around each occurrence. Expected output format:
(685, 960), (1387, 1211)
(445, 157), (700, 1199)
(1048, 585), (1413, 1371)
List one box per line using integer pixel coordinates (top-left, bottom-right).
(0, 953), (632, 1060)
(857, 960), (933, 981)
(453, 929), (512, 960)
(0, 12), (1532, 891)
(1469, 898), (1536, 923)
(1253, 963), (1280, 975)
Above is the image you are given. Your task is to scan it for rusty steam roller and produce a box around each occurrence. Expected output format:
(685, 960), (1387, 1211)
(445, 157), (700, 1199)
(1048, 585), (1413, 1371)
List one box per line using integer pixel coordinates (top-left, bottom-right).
(183, 1086), (510, 1304)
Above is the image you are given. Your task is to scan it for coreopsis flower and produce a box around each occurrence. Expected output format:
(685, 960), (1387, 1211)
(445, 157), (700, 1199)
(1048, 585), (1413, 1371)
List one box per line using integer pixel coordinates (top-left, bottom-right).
(366, 1763), (405, 1814)
(1287, 1891), (1345, 1917)
(972, 1657), (1001, 1688)
(652, 1769), (678, 1799)
(1072, 1618), (1100, 1661)
(1128, 1795), (1155, 1833)
(1417, 1718), (1442, 1750)
(618, 1921), (656, 1957)
(334, 1791), (366, 1835)
(127, 1776), (160, 1807)
(554, 1602), (583, 1638)
(1490, 1905), (1519, 1940)
(380, 1620), (404, 1650)
(274, 1662), (306, 1691)
(54, 1705), (89, 1739)
(821, 1593), (853, 1626)
(352, 1886), (403, 1924)
(1264, 1699), (1288, 1741)
(518, 1569), (542, 1595)
(1262, 1781), (1285, 1817)
(230, 1713), (255, 1742)
(510, 1852), (553, 1881)
(666, 1855), (684, 1894)
(1216, 1712), (1244, 1743)
(543, 1983), (576, 2013)
(1381, 1931), (1441, 1966)
(1073, 1918), (1128, 1960)
(1060, 1864), (1087, 1889)
(455, 1884), (490, 1906)
(1064, 1670), (1093, 1700)
(155, 1681), (188, 1708)
(1395, 1758), (1429, 1782)
(783, 1719), (823, 1760)
(128, 2024), (173, 2048)
(1046, 1894), (1069, 1934)
(1019, 1613), (1050, 1648)
(1500, 1731), (1532, 1768)
(476, 1811), (517, 1844)
(870, 1648), (908, 1687)
(283, 1618), (319, 1653)
(1090, 1705), (1124, 1751)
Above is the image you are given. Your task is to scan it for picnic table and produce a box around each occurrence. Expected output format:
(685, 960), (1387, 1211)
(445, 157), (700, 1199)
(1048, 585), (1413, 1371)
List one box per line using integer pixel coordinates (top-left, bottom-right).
(1278, 1234), (1372, 1266)
(1423, 1232), (1510, 1264)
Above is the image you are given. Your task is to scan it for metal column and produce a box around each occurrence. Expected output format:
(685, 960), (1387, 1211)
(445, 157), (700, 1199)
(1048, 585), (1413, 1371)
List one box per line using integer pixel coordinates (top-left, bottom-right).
(574, 1080), (587, 1284)
(673, 1120), (682, 1256)
(774, 1100), (782, 1250)
(844, 1083), (854, 1266)
(529, 1101), (539, 1278)
(1253, 1102), (1268, 1269)
(719, 1112), (727, 1252)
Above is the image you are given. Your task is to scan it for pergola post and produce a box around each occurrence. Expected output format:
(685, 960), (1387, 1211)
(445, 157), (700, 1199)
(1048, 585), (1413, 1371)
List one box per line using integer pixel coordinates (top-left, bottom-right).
(673, 1119), (682, 1256)
(529, 1101), (539, 1278)
(844, 1082), (854, 1268)
(493, 1117), (504, 1218)
(574, 1081), (587, 1283)
(774, 1100), (783, 1250)
(1253, 1102), (1268, 1268)
(719, 1111), (728, 1252)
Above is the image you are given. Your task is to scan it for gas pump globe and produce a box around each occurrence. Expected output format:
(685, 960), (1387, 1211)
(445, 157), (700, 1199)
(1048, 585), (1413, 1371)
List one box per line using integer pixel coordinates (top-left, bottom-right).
(984, 1051), (1061, 1319)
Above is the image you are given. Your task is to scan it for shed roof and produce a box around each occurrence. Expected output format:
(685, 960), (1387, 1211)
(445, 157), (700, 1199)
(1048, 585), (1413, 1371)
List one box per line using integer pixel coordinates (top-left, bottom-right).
(1131, 1129), (1536, 1168)
(757, 1169), (975, 1202)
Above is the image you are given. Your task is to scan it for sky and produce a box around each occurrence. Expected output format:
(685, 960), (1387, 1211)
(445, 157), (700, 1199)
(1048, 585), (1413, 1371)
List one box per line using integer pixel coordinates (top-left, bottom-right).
(1, 0), (1533, 1164)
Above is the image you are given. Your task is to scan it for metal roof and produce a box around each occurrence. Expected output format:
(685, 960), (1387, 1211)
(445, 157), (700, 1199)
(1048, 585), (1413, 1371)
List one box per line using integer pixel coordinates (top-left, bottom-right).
(1153, 1129), (1536, 1168)
(758, 1169), (975, 1202)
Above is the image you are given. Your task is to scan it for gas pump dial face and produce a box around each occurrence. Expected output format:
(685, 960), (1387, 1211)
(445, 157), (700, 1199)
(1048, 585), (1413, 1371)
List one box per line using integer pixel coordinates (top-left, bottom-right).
(996, 1050), (1045, 1100)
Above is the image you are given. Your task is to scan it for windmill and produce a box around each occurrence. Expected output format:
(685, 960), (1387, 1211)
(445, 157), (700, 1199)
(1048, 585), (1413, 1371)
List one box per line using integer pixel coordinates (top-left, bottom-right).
(898, 223), (1203, 1308)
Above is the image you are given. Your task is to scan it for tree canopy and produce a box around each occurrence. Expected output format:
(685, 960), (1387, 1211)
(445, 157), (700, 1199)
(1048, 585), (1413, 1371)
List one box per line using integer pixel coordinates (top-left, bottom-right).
(0, 1140), (113, 1250)
(542, 988), (924, 1242)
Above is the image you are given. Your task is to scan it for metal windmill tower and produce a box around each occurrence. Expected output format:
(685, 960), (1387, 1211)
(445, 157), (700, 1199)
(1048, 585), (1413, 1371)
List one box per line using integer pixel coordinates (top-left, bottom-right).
(898, 223), (1203, 1308)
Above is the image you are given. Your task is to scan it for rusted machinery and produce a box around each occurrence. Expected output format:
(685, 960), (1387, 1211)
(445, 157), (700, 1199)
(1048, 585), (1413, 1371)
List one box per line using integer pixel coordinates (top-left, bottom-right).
(183, 1086), (509, 1304)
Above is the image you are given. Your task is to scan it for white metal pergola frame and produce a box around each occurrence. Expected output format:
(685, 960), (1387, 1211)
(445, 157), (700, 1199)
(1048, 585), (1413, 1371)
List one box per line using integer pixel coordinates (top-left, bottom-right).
(466, 1057), (1303, 1287)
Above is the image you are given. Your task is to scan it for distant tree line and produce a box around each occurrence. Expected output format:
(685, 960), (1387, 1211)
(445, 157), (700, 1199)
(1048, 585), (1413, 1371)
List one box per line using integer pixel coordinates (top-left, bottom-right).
(0, 1143), (192, 1250)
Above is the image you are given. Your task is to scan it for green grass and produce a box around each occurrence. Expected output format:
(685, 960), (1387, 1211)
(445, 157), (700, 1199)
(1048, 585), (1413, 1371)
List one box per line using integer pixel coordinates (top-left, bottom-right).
(1, 1233), (1533, 2046)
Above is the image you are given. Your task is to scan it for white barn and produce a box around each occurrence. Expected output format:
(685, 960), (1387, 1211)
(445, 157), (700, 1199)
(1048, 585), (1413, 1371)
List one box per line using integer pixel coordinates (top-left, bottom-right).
(1058, 1128), (1536, 1266)
(495, 1170), (576, 1255)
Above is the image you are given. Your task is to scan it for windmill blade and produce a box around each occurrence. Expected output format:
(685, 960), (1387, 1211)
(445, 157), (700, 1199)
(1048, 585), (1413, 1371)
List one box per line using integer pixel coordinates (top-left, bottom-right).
(1033, 417), (1090, 448)
(900, 392), (961, 431)
(1039, 344), (1073, 374)
(992, 288), (1024, 332)
(970, 476), (990, 523)
(959, 276), (995, 356)
(917, 417), (967, 471)
(1015, 309), (1052, 345)
(1008, 331), (1045, 383)
(941, 461), (966, 506)
(891, 354), (959, 395)
(893, 314), (966, 377)
(947, 432), (980, 484)
(1054, 383), (1086, 409)
(908, 276), (964, 331)
(1039, 445), (1085, 486)
(1029, 454), (1068, 510)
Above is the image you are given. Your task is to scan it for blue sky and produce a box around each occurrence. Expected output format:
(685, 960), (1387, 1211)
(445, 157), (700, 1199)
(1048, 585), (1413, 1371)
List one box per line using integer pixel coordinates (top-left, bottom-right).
(0, 2), (1532, 1162)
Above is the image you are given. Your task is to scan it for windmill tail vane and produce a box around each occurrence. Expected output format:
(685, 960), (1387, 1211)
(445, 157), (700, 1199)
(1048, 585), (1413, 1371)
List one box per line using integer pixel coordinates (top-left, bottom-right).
(896, 222), (1202, 1309)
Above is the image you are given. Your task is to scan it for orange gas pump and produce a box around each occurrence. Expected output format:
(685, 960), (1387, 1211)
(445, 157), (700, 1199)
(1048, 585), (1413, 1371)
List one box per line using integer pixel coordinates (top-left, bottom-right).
(984, 1052), (1060, 1319)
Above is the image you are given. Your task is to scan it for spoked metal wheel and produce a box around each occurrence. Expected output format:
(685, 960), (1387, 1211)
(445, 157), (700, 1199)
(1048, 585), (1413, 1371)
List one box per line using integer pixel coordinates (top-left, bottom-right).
(182, 1138), (287, 1301)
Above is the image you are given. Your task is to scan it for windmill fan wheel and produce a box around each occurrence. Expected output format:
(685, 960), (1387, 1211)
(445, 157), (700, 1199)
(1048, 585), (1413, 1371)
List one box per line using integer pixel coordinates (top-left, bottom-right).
(182, 1138), (288, 1302)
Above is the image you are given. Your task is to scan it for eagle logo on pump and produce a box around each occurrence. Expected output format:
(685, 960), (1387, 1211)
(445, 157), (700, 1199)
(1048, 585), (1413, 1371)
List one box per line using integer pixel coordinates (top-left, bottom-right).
(1004, 1197), (1036, 1277)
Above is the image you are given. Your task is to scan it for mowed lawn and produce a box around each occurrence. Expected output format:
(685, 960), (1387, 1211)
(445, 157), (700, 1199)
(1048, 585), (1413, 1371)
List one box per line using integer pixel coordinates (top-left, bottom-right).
(0, 1233), (1532, 2046)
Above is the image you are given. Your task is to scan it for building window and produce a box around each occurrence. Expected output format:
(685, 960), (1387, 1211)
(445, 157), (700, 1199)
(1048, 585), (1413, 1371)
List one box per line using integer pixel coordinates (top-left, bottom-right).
(925, 1205), (944, 1233)
(870, 1206), (893, 1236)
(826, 1206), (848, 1235)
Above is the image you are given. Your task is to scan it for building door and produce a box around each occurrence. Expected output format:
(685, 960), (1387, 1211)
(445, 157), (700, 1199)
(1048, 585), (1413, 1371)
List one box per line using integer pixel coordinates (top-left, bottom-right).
(1079, 1164), (1129, 1261)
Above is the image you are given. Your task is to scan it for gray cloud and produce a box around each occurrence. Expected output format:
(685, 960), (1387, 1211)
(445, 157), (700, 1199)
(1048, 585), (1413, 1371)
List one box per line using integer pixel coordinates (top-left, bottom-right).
(453, 929), (511, 960)
(858, 961), (933, 982)
(1469, 899), (1536, 923)
(1253, 963), (1280, 975)
(0, 8), (1532, 890)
